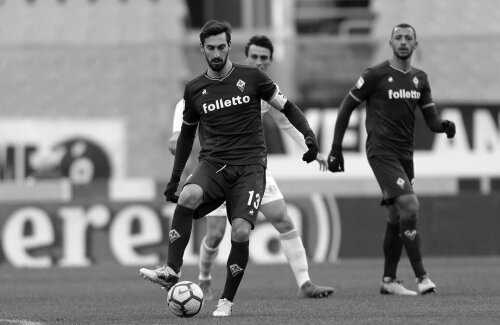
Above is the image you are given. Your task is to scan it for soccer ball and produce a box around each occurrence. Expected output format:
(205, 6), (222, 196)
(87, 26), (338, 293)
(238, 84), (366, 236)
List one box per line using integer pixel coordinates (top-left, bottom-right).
(167, 281), (204, 317)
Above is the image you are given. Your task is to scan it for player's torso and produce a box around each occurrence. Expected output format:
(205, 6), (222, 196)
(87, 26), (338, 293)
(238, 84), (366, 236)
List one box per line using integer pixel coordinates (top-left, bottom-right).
(363, 62), (427, 157)
(185, 65), (270, 165)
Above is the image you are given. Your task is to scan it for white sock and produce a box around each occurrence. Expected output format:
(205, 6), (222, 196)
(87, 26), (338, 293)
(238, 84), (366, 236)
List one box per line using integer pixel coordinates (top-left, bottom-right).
(198, 236), (220, 281)
(280, 229), (310, 288)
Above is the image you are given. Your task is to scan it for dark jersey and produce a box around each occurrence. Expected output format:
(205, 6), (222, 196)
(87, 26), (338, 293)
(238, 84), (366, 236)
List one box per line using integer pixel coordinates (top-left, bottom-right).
(183, 63), (277, 166)
(349, 60), (434, 159)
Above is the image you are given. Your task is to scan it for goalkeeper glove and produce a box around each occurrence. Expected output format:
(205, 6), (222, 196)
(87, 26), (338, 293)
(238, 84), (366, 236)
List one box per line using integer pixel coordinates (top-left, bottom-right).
(442, 120), (456, 138)
(302, 132), (319, 163)
(164, 182), (179, 203)
(327, 144), (344, 173)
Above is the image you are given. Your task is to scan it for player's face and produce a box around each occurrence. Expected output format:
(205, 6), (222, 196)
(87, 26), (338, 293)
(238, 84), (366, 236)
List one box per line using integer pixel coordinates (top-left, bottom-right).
(245, 45), (272, 72)
(390, 27), (418, 60)
(201, 33), (230, 72)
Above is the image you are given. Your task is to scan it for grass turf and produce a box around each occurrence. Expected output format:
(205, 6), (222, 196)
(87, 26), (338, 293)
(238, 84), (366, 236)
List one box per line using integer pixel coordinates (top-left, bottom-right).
(1, 256), (499, 324)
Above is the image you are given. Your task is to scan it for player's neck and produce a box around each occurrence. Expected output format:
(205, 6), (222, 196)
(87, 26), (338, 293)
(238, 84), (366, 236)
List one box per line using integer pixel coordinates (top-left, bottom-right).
(207, 60), (233, 79)
(389, 57), (411, 72)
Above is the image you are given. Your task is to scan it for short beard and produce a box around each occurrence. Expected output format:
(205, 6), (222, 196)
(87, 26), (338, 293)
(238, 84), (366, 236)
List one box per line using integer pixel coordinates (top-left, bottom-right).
(206, 55), (227, 72)
(393, 49), (412, 61)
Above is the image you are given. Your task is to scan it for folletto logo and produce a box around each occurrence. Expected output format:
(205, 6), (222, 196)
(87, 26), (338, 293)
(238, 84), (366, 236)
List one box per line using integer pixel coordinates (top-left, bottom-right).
(388, 89), (421, 100)
(202, 96), (251, 114)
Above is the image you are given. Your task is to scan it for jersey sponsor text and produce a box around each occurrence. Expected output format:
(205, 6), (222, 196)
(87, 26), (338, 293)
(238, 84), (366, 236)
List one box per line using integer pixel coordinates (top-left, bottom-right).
(202, 95), (251, 114)
(388, 89), (421, 100)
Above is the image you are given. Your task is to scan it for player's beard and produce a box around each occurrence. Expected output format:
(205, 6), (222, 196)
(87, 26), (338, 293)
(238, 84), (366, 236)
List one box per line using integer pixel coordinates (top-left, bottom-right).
(394, 47), (413, 60)
(206, 54), (228, 72)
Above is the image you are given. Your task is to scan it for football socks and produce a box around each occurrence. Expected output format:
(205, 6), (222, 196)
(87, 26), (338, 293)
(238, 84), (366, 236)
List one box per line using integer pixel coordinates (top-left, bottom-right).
(198, 236), (220, 281)
(400, 218), (426, 278)
(167, 205), (194, 273)
(383, 222), (403, 279)
(221, 240), (249, 302)
(280, 229), (311, 287)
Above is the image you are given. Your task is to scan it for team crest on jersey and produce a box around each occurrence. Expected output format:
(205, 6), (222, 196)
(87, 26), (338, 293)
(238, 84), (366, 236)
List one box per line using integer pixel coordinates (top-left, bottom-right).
(413, 77), (419, 88)
(236, 79), (246, 92)
(202, 89), (207, 95)
(388, 76), (393, 82)
(355, 76), (365, 89)
(396, 177), (405, 189)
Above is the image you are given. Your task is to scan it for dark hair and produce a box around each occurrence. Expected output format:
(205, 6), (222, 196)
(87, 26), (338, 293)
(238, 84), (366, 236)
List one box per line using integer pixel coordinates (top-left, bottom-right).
(391, 23), (417, 40)
(199, 20), (232, 46)
(244, 35), (274, 60)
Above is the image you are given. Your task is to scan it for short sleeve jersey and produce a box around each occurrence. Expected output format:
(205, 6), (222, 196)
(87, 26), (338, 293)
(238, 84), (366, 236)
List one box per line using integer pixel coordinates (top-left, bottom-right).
(349, 60), (434, 159)
(183, 63), (277, 166)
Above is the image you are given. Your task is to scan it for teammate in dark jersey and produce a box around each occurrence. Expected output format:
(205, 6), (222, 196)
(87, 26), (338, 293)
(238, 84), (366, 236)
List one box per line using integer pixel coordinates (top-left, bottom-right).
(140, 20), (319, 317)
(328, 23), (456, 295)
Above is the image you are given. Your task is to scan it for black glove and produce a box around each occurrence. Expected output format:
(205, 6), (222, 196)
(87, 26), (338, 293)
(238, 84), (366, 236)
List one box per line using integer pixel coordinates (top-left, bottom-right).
(327, 144), (344, 173)
(302, 132), (319, 163)
(164, 182), (179, 203)
(442, 120), (456, 139)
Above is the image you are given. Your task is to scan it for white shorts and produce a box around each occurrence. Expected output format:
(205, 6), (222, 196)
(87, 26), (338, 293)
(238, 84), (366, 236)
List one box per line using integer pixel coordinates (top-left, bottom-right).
(205, 169), (283, 217)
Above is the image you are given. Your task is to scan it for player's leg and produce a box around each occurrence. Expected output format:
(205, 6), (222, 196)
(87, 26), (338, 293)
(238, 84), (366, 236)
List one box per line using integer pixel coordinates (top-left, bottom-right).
(260, 194), (334, 298)
(395, 193), (436, 294)
(369, 156), (417, 295)
(378, 204), (417, 295)
(382, 204), (403, 282)
(140, 183), (203, 290)
(198, 207), (227, 300)
(140, 161), (225, 291)
(213, 164), (264, 317)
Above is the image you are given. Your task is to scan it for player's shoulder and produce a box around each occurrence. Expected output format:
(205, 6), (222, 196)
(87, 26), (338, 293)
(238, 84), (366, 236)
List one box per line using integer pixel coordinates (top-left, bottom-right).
(232, 63), (262, 78)
(410, 65), (428, 78)
(366, 60), (391, 75)
(185, 71), (207, 89)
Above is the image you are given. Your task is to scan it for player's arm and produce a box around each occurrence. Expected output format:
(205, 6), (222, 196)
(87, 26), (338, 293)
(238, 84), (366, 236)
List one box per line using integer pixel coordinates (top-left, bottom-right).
(418, 74), (455, 138)
(164, 93), (198, 203)
(168, 99), (185, 155)
(265, 89), (319, 163)
(267, 106), (327, 171)
(328, 93), (359, 173)
(420, 104), (456, 139)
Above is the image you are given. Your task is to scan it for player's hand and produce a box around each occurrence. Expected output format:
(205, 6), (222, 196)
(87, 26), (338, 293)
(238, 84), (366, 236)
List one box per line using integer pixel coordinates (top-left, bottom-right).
(327, 144), (344, 173)
(302, 134), (319, 163)
(164, 182), (179, 203)
(442, 120), (456, 138)
(315, 154), (328, 171)
(167, 132), (180, 155)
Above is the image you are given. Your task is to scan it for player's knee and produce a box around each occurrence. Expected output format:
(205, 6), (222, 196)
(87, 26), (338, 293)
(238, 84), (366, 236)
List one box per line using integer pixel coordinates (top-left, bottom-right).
(230, 219), (252, 242)
(205, 235), (223, 248)
(178, 184), (203, 208)
(270, 214), (294, 233)
(396, 194), (419, 220)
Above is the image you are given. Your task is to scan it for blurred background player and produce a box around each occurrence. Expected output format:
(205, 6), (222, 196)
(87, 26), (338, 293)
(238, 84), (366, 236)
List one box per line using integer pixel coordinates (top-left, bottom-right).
(140, 20), (320, 317)
(327, 23), (455, 295)
(167, 35), (335, 301)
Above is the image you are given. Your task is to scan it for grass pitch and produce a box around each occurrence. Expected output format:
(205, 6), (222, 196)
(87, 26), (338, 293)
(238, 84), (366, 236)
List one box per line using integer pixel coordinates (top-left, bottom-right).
(1, 256), (499, 324)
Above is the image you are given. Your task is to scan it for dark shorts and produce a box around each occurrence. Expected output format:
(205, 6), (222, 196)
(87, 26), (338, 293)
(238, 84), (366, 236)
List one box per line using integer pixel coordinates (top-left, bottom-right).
(185, 159), (266, 228)
(368, 155), (414, 205)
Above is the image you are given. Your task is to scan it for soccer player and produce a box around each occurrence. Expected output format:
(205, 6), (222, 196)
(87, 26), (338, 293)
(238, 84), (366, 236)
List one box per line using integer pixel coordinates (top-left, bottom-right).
(167, 35), (334, 302)
(140, 20), (320, 317)
(327, 23), (456, 295)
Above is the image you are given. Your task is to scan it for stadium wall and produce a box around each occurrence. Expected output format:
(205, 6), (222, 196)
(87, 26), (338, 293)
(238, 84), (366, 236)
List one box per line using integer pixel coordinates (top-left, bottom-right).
(0, 190), (499, 268)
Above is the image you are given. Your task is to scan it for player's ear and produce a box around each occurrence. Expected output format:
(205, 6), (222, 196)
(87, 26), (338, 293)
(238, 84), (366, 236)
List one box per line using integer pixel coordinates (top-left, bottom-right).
(199, 42), (204, 53)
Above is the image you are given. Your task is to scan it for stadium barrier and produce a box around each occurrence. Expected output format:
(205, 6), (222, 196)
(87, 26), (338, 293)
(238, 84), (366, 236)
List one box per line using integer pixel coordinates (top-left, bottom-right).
(0, 180), (499, 268)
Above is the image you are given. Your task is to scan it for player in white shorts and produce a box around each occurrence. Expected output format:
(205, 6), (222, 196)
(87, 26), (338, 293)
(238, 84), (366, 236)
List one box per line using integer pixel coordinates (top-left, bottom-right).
(167, 35), (334, 301)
